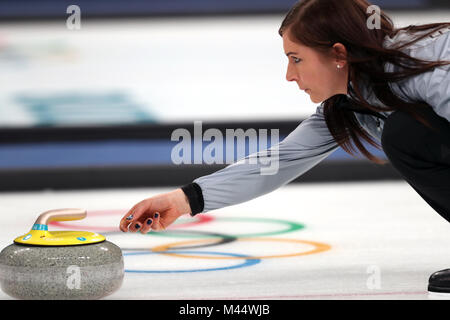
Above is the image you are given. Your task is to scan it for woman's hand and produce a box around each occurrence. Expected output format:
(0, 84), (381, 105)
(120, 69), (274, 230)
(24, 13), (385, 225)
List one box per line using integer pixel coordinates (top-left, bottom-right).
(119, 188), (191, 234)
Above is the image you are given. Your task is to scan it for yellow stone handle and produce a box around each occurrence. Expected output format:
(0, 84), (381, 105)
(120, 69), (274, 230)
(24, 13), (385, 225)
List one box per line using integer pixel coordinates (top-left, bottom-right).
(34, 208), (87, 227)
(15, 208), (105, 245)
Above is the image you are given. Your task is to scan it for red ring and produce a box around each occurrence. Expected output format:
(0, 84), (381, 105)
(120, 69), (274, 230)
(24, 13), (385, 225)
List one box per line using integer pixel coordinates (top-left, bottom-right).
(50, 209), (214, 232)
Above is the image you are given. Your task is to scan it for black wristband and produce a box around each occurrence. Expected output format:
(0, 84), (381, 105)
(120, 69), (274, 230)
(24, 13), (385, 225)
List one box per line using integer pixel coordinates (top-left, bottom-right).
(181, 182), (204, 216)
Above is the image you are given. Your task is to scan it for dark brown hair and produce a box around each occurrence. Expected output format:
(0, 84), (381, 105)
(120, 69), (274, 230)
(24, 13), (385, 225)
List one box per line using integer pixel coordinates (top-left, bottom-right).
(279, 0), (450, 164)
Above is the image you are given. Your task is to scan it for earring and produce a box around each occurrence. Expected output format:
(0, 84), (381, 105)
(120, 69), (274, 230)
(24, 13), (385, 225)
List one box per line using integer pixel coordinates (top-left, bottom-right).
(337, 65), (342, 69)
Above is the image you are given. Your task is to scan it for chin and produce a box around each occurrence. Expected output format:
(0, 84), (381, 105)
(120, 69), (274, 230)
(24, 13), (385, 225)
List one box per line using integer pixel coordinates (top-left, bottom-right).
(310, 96), (323, 104)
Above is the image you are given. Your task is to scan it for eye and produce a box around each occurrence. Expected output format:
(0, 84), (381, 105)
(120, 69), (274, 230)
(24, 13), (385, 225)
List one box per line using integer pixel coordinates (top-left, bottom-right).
(292, 57), (302, 64)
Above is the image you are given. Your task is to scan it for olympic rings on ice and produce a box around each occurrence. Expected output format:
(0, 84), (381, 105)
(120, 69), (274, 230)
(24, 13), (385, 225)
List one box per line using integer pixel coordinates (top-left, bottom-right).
(123, 250), (261, 273)
(151, 237), (331, 260)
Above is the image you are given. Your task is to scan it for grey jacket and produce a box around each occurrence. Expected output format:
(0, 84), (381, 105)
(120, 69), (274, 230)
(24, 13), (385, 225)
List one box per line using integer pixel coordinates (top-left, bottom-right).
(191, 26), (450, 213)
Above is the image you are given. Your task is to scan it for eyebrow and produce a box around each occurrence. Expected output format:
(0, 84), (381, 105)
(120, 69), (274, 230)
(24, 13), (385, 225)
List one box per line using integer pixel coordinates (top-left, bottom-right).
(286, 51), (298, 57)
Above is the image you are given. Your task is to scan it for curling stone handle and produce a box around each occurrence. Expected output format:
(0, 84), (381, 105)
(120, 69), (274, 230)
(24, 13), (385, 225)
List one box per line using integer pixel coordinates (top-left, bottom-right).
(34, 208), (87, 226)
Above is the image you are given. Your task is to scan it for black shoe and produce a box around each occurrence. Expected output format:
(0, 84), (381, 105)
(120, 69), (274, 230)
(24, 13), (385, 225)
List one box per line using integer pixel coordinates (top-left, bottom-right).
(428, 269), (450, 294)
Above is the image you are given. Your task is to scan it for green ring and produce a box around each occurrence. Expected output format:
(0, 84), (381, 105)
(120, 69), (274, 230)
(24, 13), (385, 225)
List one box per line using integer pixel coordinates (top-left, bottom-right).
(147, 217), (305, 239)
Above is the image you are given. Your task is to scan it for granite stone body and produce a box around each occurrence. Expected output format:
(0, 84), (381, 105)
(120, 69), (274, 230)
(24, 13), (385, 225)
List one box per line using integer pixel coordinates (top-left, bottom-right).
(0, 240), (124, 300)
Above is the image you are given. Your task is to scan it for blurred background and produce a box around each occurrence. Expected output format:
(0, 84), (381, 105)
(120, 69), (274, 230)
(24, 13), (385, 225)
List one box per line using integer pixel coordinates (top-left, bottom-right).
(0, 0), (449, 191)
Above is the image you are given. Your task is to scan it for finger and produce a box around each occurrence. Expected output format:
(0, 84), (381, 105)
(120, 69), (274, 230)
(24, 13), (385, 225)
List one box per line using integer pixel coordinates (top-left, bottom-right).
(119, 202), (149, 232)
(119, 208), (137, 232)
(140, 218), (154, 234)
(151, 212), (165, 231)
(118, 212), (133, 232)
(129, 221), (143, 233)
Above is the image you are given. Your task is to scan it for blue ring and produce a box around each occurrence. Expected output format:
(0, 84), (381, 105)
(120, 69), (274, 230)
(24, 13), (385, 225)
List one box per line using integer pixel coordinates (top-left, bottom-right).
(124, 250), (260, 273)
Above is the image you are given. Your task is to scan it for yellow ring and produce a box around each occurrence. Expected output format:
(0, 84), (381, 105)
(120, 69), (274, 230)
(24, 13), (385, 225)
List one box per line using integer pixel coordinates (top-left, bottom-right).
(151, 237), (331, 260)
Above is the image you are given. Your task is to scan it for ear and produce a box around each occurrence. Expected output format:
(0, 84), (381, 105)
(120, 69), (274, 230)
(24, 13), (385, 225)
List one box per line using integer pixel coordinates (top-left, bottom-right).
(332, 43), (348, 66)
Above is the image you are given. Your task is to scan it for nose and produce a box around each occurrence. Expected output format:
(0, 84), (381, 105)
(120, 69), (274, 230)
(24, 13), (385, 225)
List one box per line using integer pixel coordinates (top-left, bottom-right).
(285, 63), (298, 82)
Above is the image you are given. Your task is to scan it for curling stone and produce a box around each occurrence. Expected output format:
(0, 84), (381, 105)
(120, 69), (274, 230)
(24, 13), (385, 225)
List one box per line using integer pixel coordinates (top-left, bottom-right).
(0, 208), (124, 300)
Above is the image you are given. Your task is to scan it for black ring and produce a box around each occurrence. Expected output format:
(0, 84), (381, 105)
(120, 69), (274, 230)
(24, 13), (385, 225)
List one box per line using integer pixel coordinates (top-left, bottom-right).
(101, 229), (238, 251)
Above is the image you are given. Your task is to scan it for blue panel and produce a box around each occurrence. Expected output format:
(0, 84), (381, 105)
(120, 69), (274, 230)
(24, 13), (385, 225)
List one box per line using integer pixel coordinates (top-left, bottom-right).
(0, 0), (434, 19)
(0, 137), (385, 169)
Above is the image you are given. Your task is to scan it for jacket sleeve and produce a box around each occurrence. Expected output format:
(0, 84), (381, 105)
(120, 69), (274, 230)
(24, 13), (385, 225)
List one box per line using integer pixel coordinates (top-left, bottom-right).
(185, 104), (339, 213)
(396, 27), (450, 122)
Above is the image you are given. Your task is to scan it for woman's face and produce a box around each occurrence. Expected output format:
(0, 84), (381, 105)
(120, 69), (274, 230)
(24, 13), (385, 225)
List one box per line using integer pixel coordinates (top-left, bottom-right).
(282, 31), (349, 103)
